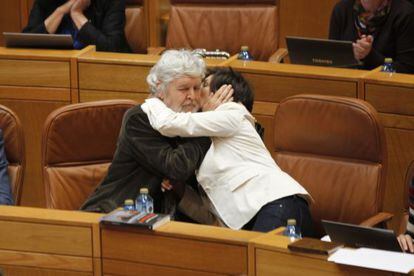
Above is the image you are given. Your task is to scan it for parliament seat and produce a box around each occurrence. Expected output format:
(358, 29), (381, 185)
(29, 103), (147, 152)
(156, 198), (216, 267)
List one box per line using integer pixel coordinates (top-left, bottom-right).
(165, 0), (278, 61)
(0, 105), (25, 205)
(125, 0), (147, 53)
(42, 100), (136, 210)
(273, 94), (391, 236)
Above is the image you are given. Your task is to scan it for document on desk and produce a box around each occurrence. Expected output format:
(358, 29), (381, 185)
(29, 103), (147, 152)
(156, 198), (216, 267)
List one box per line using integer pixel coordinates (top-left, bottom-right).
(328, 248), (414, 274)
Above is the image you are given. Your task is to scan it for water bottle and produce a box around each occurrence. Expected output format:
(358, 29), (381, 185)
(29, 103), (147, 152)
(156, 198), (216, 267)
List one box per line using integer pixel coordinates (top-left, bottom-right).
(381, 58), (396, 75)
(284, 219), (302, 241)
(135, 188), (154, 213)
(123, 199), (135, 211)
(237, 46), (254, 61)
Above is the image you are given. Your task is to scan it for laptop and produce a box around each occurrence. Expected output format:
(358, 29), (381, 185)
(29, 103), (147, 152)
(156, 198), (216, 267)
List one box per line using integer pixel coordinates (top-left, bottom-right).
(322, 219), (402, 252)
(3, 32), (73, 49)
(286, 36), (361, 68)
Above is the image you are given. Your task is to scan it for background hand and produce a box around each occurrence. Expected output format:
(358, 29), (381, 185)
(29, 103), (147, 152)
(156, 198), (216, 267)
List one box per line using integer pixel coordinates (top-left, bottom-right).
(352, 35), (373, 60)
(397, 234), (414, 253)
(71, 0), (91, 14)
(57, 0), (76, 15)
(202, 84), (233, 112)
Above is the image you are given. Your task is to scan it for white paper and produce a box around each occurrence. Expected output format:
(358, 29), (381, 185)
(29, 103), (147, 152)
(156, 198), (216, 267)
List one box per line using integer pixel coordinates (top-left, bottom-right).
(328, 248), (414, 274)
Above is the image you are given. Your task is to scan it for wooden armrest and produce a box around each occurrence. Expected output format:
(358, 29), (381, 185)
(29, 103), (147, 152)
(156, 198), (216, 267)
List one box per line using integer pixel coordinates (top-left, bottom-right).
(359, 212), (394, 227)
(268, 48), (288, 63)
(147, 47), (166, 55)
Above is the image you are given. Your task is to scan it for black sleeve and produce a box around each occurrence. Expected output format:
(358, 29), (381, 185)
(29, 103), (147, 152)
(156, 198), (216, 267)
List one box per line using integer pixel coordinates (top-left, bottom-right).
(328, 3), (343, 40)
(78, 0), (129, 52)
(0, 131), (13, 205)
(125, 110), (211, 183)
(22, 0), (49, 33)
(392, 11), (414, 74)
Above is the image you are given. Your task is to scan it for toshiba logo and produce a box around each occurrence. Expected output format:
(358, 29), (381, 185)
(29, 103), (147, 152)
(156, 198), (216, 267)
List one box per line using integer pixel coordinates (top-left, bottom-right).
(312, 58), (333, 65)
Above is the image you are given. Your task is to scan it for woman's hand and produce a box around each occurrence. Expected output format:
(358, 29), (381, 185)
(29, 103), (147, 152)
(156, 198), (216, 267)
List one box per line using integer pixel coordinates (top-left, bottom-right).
(202, 84), (233, 112)
(71, 0), (91, 14)
(353, 35), (373, 60)
(57, 0), (76, 15)
(70, 0), (90, 29)
(397, 234), (414, 253)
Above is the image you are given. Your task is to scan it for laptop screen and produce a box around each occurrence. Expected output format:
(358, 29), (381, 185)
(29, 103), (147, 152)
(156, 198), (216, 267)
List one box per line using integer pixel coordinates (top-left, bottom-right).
(286, 36), (361, 68)
(322, 219), (402, 252)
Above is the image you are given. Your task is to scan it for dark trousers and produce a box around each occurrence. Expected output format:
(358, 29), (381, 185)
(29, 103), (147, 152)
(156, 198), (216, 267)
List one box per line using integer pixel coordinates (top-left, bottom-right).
(243, 195), (315, 237)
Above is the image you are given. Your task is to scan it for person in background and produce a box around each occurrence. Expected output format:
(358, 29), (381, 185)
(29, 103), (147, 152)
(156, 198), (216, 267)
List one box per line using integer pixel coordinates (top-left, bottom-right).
(329, 0), (414, 73)
(397, 178), (414, 252)
(142, 67), (314, 235)
(0, 129), (13, 205)
(23, 0), (131, 52)
(81, 50), (212, 220)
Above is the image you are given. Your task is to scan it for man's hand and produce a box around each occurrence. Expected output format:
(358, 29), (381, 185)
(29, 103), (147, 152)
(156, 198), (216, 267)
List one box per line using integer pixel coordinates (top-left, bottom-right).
(202, 84), (233, 112)
(353, 35), (373, 60)
(161, 179), (185, 199)
(397, 234), (414, 253)
(57, 0), (76, 15)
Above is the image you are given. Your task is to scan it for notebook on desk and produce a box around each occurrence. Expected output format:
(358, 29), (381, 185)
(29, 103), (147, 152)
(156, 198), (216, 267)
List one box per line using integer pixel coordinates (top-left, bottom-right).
(286, 36), (361, 68)
(3, 32), (73, 49)
(322, 219), (402, 252)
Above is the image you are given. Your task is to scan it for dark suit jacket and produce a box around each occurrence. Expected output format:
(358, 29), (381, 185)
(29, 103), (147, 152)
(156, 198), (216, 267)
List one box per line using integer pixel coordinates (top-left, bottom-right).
(81, 105), (211, 213)
(23, 0), (131, 53)
(0, 130), (13, 205)
(329, 0), (414, 73)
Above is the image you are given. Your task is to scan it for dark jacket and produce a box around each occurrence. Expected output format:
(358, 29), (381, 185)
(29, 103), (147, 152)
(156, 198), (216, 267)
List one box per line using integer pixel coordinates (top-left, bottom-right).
(0, 130), (13, 205)
(81, 105), (211, 213)
(23, 0), (131, 53)
(329, 0), (414, 73)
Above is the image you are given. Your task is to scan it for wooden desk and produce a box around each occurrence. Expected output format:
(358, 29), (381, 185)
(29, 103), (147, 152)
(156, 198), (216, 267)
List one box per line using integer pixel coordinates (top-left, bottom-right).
(0, 46), (93, 207)
(77, 50), (229, 103)
(0, 206), (102, 276)
(101, 221), (261, 275)
(250, 230), (395, 276)
(363, 71), (414, 231)
(229, 60), (369, 151)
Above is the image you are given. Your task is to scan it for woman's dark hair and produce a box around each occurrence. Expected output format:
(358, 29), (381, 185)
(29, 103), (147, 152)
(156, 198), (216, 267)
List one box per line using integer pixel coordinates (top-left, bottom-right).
(208, 67), (254, 112)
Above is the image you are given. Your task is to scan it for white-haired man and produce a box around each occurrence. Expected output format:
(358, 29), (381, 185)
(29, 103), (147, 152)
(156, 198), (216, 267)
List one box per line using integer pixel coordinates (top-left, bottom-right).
(81, 50), (212, 216)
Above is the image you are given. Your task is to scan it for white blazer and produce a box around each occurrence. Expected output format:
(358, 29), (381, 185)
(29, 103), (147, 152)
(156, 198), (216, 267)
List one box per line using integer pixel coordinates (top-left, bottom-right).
(142, 98), (310, 230)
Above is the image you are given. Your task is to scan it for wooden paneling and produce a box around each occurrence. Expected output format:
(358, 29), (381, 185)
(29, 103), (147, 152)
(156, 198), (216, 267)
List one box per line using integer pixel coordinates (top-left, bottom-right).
(0, 221), (92, 256)
(0, 206), (102, 276)
(0, 0), (22, 46)
(78, 63), (151, 92)
(103, 259), (222, 276)
(102, 228), (248, 275)
(0, 265), (91, 276)
(278, 0), (338, 48)
(101, 221), (260, 275)
(0, 59), (70, 88)
(80, 89), (147, 103)
(365, 84), (414, 116)
(244, 72), (357, 102)
(0, 249), (92, 273)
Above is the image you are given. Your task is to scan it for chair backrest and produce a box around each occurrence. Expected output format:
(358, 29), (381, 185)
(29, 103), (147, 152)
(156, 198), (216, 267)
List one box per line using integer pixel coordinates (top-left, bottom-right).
(125, 0), (147, 53)
(42, 100), (136, 210)
(0, 105), (25, 205)
(166, 0), (278, 61)
(273, 94), (387, 236)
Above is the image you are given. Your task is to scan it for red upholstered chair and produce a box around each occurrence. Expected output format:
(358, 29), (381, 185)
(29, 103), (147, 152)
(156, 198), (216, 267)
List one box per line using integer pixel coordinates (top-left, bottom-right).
(273, 94), (392, 236)
(42, 100), (136, 210)
(125, 0), (147, 53)
(166, 0), (278, 61)
(0, 105), (25, 205)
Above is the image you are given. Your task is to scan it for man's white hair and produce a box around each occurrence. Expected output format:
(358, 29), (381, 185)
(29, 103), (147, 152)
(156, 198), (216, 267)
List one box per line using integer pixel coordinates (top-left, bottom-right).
(146, 49), (206, 95)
